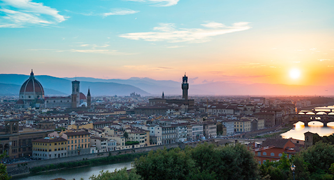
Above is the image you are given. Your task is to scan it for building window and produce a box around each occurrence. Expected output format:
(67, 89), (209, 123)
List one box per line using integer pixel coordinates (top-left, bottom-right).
(257, 152), (261, 156)
(279, 153), (282, 157)
(263, 152), (267, 156)
(271, 153), (275, 156)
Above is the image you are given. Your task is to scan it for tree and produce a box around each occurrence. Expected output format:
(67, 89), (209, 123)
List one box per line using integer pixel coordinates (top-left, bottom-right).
(301, 142), (334, 174)
(134, 148), (196, 180)
(134, 143), (259, 180)
(292, 154), (311, 180)
(0, 151), (10, 180)
(123, 132), (129, 139)
(89, 168), (141, 180)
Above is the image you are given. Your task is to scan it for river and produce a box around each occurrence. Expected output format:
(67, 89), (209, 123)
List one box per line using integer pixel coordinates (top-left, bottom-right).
(12, 161), (133, 180)
(281, 105), (334, 140)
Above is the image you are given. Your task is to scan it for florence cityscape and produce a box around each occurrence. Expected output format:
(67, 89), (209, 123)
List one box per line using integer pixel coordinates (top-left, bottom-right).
(1, 0), (334, 180)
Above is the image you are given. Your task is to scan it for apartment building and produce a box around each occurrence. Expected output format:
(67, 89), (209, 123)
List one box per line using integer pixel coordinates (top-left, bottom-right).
(32, 137), (68, 159)
(203, 122), (217, 139)
(62, 131), (91, 156)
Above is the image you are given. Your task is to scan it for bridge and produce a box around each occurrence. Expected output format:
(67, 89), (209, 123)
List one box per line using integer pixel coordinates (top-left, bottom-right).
(289, 109), (334, 127)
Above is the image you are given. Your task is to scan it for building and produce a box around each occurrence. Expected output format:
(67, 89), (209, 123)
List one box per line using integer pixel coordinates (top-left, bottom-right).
(147, 125), (162, 145)
(189, 124), (203, 140)
(182, 74), (189, 100)
(148, 74), (195, 111)
(90, 136), (108, 153)
(220, 120), (236, 135)
(254, 139), (296, 164)
(304, 131), (314, 148)
(175, 124), (188, 142)
(161, 125), (177, 144)
(234, 119), (251, 133)
(0, 120), (53, 159)
(125, 128), (149, 148)
(62, 131), (91, 156)
(16, 70), (45, 108)
(32, 137), (68, 159)
(254, 112), (275, 127)
(203, 122), (217, 139)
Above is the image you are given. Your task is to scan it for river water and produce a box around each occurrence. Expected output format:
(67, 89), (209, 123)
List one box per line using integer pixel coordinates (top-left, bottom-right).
(281, 105), (334, 140)
(12, 161), (133, 180)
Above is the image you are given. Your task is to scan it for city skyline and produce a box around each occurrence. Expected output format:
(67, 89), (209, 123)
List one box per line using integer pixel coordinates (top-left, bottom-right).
(1, 0), (334, 87)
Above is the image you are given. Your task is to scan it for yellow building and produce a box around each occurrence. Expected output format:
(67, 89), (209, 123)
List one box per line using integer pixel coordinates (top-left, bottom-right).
(32, 137), (68, 159)
(63, 131), (91, 156)
(234, 119), (251, 132)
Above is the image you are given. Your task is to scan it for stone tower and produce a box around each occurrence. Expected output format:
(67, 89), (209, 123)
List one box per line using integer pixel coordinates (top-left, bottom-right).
(87, 88), (91, 108)
(5, 120), (19, 134)
(181, 73), (189, 100)
(71, 80), (80, 108)
(162, 92), (164, 99)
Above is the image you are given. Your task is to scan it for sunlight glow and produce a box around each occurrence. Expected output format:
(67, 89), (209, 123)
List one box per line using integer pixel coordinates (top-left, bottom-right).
(289, 69), (301, 79)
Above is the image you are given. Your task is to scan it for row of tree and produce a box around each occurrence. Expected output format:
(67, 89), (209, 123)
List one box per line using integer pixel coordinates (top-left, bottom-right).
(90, 141), (334, 180)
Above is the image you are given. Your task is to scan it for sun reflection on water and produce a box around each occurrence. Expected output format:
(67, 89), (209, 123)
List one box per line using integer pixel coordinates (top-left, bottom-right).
(281, 121), (334, 140)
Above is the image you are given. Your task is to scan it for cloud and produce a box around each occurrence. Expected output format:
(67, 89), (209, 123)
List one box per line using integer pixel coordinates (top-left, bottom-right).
(80, 44), (89, 47)
(157, 66), (173, 69)
(126, 0), (179, 7)
(103, 9), (139, 17)
(71, 49), (128, 55)
(120, 22), (251, 43)
(318, 59), (331, 62)
(201, 22), (225, 28)
(0, 0), (66, 28)
(167, 45), (183, 48)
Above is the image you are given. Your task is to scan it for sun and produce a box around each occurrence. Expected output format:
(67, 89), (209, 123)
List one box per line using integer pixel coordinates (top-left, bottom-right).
(289, 68), (301, 79)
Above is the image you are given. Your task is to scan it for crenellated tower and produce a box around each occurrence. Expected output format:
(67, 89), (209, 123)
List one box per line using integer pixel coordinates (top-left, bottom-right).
(181, 73), (189, 100)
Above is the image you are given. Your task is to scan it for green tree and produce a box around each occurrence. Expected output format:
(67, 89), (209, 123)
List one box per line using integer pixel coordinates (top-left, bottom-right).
(0, 151), (10, 180)
(292, 154), (311, 180)
(301, 142), (334, 174)
(89, 168), (141, 180)
(134, 148), (195, 180)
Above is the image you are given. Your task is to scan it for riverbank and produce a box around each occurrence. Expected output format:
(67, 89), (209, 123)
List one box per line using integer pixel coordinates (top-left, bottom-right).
(7, 143), (180, 177)
(29, 152), (147, 174)
(12, 161), (134, 180)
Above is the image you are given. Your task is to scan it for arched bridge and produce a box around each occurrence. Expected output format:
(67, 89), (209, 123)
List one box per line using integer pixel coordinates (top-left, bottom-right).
(289, 110), (334, 127)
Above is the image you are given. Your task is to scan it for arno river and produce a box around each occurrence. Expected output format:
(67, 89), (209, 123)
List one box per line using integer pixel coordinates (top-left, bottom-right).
(12, 161), (133, 180)
(281, 105), (334, 140)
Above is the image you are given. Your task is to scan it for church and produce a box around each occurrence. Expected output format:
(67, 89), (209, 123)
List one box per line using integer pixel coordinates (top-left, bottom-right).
(16, 70), (91, 109)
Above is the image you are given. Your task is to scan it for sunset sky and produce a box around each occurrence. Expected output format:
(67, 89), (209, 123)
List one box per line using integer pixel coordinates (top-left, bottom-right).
(1, 0), (334, 86)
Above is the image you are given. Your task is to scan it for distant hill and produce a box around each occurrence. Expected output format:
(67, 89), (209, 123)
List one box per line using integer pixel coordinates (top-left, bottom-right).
(0, 83), (66, 96)
(1, 74), (333, 96)
(0, 74), (149, 96)
(66, 77), (334, 96)
(65, 77), (180, 95)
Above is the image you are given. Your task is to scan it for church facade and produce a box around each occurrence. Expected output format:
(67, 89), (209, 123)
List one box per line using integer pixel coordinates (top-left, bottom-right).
(16, 70), (91, 109)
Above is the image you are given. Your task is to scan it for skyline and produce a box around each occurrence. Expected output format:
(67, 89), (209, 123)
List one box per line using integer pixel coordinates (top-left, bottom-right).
(1, 0), (334, 87)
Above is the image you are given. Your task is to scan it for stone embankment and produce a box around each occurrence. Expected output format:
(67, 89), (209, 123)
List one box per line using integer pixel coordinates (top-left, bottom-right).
(7, 143), (179, 177)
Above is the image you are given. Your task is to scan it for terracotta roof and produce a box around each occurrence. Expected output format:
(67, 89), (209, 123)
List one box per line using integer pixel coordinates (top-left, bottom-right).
(262, 139), (291, 149)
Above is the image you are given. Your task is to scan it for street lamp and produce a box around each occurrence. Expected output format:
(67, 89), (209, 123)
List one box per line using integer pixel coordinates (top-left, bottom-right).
(291, 164), (296, 180)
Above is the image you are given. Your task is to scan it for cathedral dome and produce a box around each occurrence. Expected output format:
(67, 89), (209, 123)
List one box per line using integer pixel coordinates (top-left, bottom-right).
(19, 70), (44, 100)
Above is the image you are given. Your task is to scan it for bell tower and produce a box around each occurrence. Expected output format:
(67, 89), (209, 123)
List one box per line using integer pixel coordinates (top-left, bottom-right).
(87, 88), (91, 108)
(71, 80), (80, 108)
(181, 73), (189, 100)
